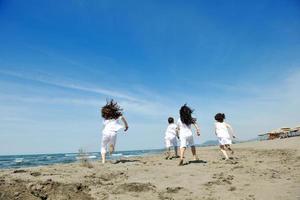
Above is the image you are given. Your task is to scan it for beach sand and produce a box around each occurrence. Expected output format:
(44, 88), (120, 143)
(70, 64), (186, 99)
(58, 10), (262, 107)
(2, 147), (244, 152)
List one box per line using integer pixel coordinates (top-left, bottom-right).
(1, 137), (300, 200)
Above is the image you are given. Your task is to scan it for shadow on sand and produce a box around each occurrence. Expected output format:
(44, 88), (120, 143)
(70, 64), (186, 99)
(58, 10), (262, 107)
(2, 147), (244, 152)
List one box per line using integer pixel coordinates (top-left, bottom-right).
(111, 159), (141, 164)
(188, 160), (207, 164)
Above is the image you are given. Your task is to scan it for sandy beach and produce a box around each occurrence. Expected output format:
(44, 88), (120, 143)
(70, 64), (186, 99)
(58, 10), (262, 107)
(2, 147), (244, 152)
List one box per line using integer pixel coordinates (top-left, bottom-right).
(1, 137), (300, 200)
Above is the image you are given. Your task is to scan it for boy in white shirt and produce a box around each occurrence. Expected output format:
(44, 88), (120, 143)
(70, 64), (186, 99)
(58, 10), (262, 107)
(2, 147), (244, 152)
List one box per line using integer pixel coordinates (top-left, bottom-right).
(164, 117), (179, 159)
(101, 100), (129, 164)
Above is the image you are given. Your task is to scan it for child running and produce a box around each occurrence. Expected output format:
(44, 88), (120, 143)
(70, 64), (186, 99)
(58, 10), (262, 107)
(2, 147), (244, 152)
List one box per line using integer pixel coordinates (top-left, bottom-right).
(101, 100), (128, 164)
(177, 104), (200, 166)
(164, 117), (179, 159)
(214, 113), (235, 160)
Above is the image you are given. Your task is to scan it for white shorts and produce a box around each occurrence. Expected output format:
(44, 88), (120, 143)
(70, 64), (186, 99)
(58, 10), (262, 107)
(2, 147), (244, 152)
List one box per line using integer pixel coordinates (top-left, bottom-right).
(101, 133), (117, 153)
(218, 137), (232, 145)
(180, 135), (195, 148)
(165, 137), (177, 148)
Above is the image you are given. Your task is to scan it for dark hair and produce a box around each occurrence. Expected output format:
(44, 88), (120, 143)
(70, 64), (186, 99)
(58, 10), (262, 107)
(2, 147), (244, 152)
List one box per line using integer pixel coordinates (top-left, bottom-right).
(215, 113), (225, 122)
(168, 117), (174, 124)
(180, 104), (196, 126)
(101, 99), (123, 120)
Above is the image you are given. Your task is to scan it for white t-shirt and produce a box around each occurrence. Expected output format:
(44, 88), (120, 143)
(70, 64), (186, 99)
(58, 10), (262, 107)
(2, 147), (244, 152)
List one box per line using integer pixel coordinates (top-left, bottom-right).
(102, 116), (124, 135)
(165, 124), (177, 140)
(177, 119), (193, 138)
(215, 122), (230, 138)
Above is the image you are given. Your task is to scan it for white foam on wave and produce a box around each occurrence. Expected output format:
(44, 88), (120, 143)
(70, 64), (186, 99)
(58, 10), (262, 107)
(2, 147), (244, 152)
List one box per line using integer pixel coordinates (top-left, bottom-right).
(65, 154), (76, 157)
(76, 155), (97, 160)
(88, 155), (97, 159)
(15, 158), (24, 163)
(111, 153), (123, 157)
(123, 155), (137, 158)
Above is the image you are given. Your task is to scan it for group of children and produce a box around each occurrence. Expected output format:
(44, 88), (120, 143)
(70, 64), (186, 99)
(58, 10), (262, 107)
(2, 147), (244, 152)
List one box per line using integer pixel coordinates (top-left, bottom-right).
(100, 100), (236, 165)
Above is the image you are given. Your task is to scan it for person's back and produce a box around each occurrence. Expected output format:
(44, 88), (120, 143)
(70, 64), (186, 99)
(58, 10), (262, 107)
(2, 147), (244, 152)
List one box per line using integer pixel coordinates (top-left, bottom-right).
(103, 117), (123, 135)
(215, 122), (230, 138)
(177, 118), (193, 138)
(165, 123), (177, 140)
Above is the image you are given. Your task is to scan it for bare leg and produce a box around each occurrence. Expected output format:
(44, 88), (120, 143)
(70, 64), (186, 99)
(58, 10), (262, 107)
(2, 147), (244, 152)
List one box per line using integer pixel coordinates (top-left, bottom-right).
(220, 145), (229, 160)
(109, 144), (115, 156)
(225, 145), (234, 154)
(174, 146), (178, 157)
(191, 146), (199, 160)
(179, 147), (186, 165)
(165, 147), (171, 159)
(101, 153), (106, 164)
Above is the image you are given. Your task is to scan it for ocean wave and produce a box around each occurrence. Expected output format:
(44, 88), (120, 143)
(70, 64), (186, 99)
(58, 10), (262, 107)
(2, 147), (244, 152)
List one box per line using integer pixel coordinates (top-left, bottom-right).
(65, 154), (76, 157)
(88, 155), (97, 159)
(0, 149), (165, 169)
(111, 153), (123, 157)
(76, 155), (97, 160)
(15, 158), (24, 163)
(123, 155), (137, 158)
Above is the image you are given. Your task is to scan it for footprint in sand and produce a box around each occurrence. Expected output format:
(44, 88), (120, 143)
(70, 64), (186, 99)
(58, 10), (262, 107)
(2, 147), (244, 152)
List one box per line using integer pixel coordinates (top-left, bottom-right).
(13, 170), (27, 174)
(228, 186), (236, 191)
(205, 173), (234, 186)
(113, 182), (156, 194)
(166, 186), (183, 193)
(30, 172), (42, 177)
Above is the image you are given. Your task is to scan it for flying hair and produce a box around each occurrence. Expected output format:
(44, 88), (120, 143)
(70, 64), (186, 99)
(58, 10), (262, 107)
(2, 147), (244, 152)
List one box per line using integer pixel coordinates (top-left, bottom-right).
(180, 104), (196, 126)
(101, 99), (123, 120)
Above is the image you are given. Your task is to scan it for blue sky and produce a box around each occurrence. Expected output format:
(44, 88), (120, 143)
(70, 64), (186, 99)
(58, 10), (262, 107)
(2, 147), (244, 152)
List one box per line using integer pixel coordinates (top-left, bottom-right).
(0, 0), (299, 155)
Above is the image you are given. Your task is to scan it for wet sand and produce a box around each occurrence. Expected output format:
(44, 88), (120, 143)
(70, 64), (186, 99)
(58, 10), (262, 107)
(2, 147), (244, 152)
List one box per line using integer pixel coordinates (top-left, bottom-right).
(1, 137), (300, 200)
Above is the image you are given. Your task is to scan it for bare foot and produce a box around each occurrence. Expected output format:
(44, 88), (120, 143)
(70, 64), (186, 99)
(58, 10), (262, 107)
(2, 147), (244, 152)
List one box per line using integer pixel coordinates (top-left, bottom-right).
(165, 152), (170, 160)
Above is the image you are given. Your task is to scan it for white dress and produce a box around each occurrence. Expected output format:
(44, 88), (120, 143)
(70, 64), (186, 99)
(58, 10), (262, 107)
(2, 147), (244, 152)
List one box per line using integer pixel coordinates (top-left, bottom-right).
(177, 119), (195, 148)
(165, 124), (178, 148)
(215, 122), (232, 145)
(101, 116), (124, 153)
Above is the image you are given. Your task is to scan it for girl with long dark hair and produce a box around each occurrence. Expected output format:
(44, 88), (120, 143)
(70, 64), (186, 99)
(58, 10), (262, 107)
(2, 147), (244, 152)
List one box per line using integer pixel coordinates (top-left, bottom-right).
(100, 99), (128, 163)
(177, 104), (200, 166)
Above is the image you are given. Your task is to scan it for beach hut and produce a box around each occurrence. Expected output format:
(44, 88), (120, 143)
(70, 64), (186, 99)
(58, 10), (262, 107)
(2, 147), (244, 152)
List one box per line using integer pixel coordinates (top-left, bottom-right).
(258, 126), (300, 140)
(258, 130), (280, 140)
(289, 126), (300, 137)
(268, 130), (281, 140)
(279, 127), (291, 138)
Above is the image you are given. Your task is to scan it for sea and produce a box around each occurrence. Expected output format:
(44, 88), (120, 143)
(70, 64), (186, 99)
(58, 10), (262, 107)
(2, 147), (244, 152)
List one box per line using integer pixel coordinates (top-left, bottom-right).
(0, 149), (164, 169)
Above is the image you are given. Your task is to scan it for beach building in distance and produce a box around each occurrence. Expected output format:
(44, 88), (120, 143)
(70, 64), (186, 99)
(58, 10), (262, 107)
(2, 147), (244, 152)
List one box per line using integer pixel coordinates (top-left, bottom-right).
(258, 126), (300, 140)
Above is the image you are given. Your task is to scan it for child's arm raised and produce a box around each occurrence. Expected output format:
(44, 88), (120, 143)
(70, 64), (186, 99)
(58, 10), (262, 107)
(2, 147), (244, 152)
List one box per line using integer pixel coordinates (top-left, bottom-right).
(226, 123), (235, 138)
(193, 122), (200, 136)
(121, 116), (129, 132)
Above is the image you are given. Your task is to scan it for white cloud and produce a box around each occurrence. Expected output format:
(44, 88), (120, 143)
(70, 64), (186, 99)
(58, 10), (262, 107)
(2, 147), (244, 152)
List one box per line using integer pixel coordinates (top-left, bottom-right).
(0, 70), (175, 118)
(0, 69), (139, 102)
